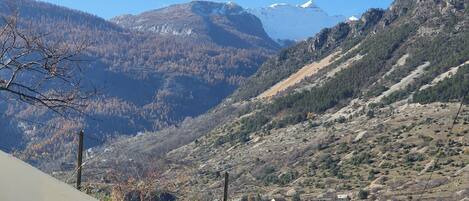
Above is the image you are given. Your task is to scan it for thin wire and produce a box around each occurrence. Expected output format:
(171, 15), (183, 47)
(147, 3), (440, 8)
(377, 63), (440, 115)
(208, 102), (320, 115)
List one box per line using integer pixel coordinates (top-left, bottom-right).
(417, 93), (466, 200)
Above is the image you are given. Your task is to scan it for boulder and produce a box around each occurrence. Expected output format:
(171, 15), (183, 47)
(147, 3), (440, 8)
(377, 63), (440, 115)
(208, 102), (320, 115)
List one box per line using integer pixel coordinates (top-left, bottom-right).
(286, 188), (297, 197)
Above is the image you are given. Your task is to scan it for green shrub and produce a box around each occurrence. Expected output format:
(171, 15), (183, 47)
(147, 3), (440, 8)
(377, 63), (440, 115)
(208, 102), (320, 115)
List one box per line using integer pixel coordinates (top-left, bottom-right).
(292, 192), (301, 201)
(358, 189), (369, 199)
(405, 153), (426, 164)
(278, 170), (299, 185)
(350, 152), (373, 166)
(366, 110), (375, 118)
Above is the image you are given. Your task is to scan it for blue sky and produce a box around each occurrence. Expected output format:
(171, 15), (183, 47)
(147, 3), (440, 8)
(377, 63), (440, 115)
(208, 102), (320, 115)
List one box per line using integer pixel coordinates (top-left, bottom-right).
(40, 0), (393, 19)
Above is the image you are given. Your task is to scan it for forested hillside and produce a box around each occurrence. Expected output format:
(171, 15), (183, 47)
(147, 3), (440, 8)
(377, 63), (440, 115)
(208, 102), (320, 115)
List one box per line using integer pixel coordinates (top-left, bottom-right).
(82, 0), (469, 200)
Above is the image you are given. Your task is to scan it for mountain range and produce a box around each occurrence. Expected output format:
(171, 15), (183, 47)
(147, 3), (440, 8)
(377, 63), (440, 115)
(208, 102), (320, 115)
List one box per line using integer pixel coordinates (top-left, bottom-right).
(1, 0), (469, 200)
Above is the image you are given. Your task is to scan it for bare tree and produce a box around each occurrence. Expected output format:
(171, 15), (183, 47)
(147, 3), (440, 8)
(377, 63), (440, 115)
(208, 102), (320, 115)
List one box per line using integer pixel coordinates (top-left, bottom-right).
(0, 14), (91, 115)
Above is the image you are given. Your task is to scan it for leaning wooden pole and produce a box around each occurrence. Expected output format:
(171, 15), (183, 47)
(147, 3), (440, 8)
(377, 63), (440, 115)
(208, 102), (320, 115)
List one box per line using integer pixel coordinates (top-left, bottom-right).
(223, 172), (229, 201)
(76, 130), (84, 190)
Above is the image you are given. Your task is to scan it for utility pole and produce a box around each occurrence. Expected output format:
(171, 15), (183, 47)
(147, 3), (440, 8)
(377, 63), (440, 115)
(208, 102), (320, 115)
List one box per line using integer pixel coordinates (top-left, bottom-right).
(223, 172), (229, 201)
(76, 130), (84, 190)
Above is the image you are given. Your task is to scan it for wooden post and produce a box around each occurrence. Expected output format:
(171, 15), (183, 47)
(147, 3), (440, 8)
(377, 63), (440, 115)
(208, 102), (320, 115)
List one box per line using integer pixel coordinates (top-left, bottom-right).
(223, 172), (229, 201)
(76, 130), (84, 190)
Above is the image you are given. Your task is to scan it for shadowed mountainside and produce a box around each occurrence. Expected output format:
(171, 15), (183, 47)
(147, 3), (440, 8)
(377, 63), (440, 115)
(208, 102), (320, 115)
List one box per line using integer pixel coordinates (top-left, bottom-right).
(0, 0), (279, 170)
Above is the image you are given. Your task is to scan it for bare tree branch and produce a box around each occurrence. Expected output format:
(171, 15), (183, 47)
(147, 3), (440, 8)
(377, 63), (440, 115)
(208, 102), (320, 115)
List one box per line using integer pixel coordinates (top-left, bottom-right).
(0, 14), (93, 117)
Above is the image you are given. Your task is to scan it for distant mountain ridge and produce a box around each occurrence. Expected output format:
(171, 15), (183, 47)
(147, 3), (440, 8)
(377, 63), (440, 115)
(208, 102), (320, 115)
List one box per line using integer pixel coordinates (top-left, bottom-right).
(248, 0), (346, 41)
(111, 1), (278, 49)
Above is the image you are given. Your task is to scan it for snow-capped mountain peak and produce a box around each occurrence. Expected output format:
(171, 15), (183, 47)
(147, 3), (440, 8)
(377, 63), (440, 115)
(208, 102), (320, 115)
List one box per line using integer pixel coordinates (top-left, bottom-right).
(299, 0), (317, 9)
(248, 1), (346, 41)
(348, 16), (359, 21)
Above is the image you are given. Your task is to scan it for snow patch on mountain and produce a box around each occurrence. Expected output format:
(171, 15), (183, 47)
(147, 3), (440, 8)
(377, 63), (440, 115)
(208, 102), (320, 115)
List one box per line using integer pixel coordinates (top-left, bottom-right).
(348, 16), (359, 21)
(269, 3), (289, 8)
(299, 0), (317, 9)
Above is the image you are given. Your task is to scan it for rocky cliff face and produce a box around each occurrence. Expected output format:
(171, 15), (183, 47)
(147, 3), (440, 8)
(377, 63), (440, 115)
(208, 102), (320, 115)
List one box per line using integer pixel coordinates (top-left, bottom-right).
(232, 8), (386, 101)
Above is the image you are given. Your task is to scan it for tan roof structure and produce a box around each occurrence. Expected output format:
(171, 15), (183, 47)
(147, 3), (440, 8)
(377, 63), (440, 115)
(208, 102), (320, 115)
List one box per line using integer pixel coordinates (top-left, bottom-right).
(0, 151), (98, 201)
